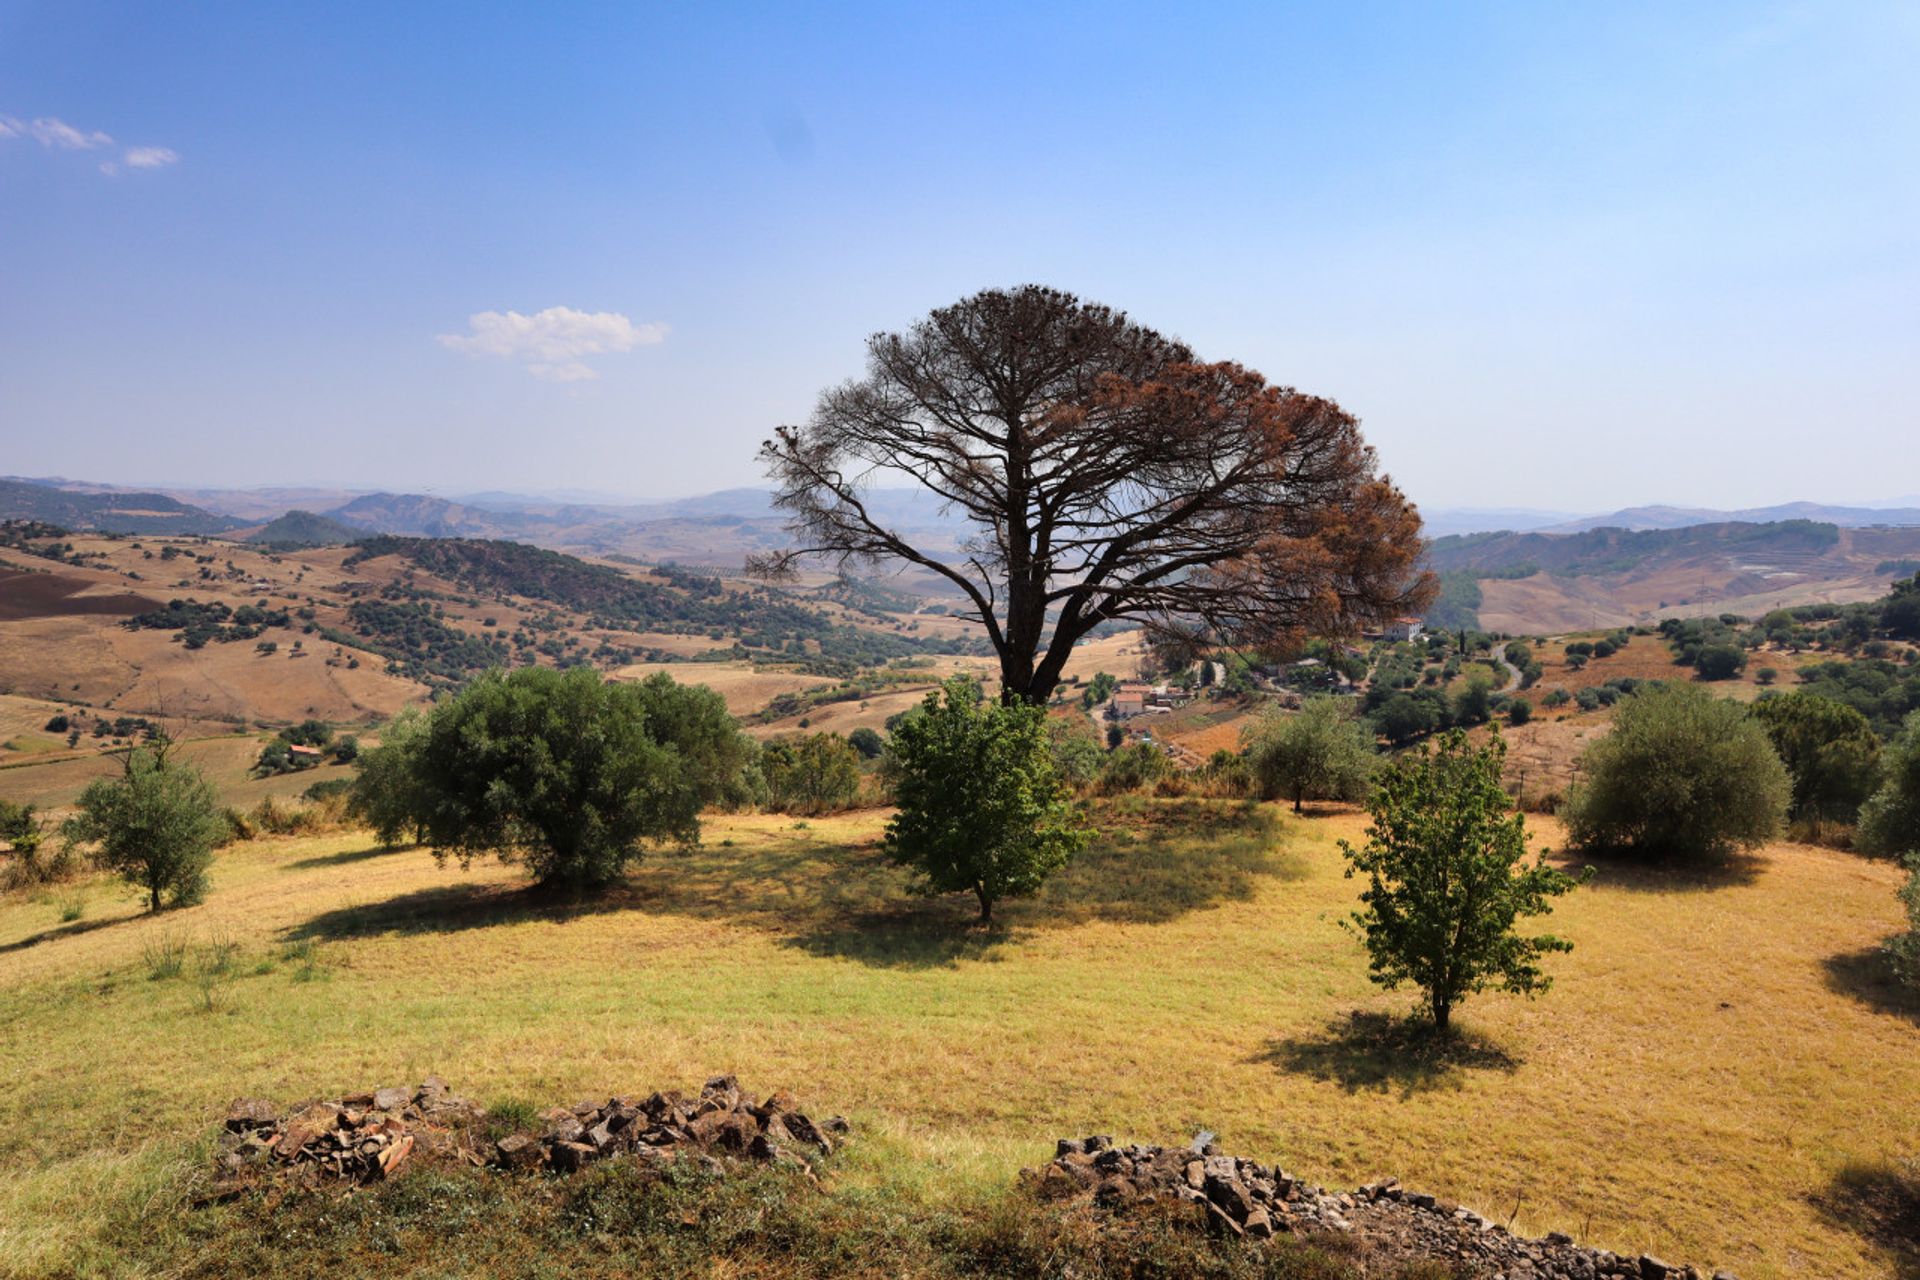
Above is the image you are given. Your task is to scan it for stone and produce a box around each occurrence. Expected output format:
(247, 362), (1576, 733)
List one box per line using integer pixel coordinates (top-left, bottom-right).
(495, 1133), (541, 1169)
(1057, 1138), (1086, 1158)
(549, 1141), (597, 1173)
(1640, 1259), (1674, 1279)
(586, 1120), (619, 1152)
(224, 1098), (277, 1131)
(372, 1087), (411, 1113)
(783, 1112), (834, 1154)
(1243, 1207), (1274, 1239)
(1205, 1174), (1255, 1221)
(1094, 1176), (1138, 1208)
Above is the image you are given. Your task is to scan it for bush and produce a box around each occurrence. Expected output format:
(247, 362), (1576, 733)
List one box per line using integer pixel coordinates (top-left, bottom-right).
(762, 733), (863, 816)
(1507, 698), (1532, 726)
(1339, 730), (1584, 1032)
(847, 726), (885, 759)
(1694, 644), (1748, 681)
(883, 678), (1088, 921)
(1245, 696), (1376, 813)
(1890, 857), (1920, 987)
(1563, 684), (1788, 862)
(1542, 689), (1570, 709)
(62, 743), (226, 911)
(1860, 711), (1920, 860)
(407, 667), (712, 888)
(1045, 721), (1104, 791)
(1098, 741), (1170, 794)
(1752, 693), (1882, 825)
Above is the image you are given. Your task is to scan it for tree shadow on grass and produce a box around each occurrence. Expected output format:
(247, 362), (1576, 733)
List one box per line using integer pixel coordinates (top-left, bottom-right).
(287, 844), (410, 870)
(282, 799), (1303, 970)
(1809, 1157), (1920, 1279)
(1254, 1010), (1521, 1098)
(0, 913), (132, 956)
(286, 881), (640, 940)
(1822, 944), (1920, 1026)
(1572, 849), (1764, 894)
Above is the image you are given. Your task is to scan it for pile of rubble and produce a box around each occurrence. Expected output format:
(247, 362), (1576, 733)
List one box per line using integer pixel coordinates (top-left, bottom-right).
(495, 1074), (845, 1175)
(1027, 1134), (1738, 1280)
(217, 1075), (844, 1186)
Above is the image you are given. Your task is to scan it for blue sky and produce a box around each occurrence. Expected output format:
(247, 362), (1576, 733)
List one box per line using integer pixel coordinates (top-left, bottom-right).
(2, 2), (1915, 511)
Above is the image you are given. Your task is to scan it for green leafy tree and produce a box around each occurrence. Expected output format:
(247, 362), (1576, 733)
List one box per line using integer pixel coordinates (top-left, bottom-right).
(62, 742), (226, 911)
(409, 667), (706, 888)
(1340, 730), (1585, 1033)
(1451, 671), (1495, 726)
(1563, 683), (1788, 862)
(1694, 643), (1748, 681)
(1245, 696), (1376, 813)
(1081, 671), (1119, 709)
(0, 798), (44, 858)
(1371, 691), (1438, 746)
(1860, 711), (1920, 860)
(1507, 697), (1533, 726)
(1882, 575), (1920, 641)
(1751, 693), (1882, 824)
(847, 726), (885, 759)
(347, 709), (431, 847)
(627, 673), (758, 809)
(1045, 719), (1104, 790)
(884, 678), (1089, 921)
(762, 732), (863, 815)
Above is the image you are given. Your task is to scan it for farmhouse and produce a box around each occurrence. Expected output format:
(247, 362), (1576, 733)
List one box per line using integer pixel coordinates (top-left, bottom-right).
(1383, 617), (1424, 641)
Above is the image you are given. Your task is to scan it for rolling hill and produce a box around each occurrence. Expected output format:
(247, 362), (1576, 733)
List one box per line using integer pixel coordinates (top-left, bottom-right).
(0, 477), (241, 535)
(1425, 519), (1920, 633)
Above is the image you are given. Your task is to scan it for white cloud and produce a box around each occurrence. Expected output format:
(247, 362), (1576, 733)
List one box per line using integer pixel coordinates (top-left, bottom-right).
(0, 115), (114, 149)
(436, 306), (667, 382)
(1, 115), (179, 173)
(123, 145), (178, 169)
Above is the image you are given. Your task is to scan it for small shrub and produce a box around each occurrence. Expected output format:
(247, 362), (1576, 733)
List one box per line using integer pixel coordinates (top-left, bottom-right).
(143, 932), (190, 980)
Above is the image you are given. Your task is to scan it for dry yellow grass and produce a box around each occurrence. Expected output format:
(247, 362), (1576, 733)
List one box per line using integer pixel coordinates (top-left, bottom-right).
(609, 660), (838, 716)
(0, 803), (1913, 1277)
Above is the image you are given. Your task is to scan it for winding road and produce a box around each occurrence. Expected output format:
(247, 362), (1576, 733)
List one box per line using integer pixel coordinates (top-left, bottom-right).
(1489, 641), (1524, 694)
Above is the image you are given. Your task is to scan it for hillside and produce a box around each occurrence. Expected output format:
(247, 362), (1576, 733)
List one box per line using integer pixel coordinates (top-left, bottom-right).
(1424, 520), (1920, 633)
(0, 478), (241, 535)
(240, 510), (359, 547)
(0, 525), (987, 770)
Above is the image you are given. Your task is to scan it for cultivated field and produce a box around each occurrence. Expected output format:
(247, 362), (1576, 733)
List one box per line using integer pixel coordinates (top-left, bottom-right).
(1, 803), (1913, 1277)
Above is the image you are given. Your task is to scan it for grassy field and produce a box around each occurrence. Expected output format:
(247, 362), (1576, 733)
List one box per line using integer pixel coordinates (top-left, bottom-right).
(1, 799), (1915, 1277)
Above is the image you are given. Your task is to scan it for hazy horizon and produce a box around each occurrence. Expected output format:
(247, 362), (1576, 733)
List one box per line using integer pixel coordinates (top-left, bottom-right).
(4, 2), (1916, 512)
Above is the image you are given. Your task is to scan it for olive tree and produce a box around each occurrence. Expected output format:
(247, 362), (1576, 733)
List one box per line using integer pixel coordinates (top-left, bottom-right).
(63, 741), (226, 911)
(1340, 731), (1585, 1033)
(884, 678), (1088, 921)
(1563, 684), (1788, 862)
(1245, 695), (1376, 813)
(347, 708), (431, 848)
(408, 667), (733, 888)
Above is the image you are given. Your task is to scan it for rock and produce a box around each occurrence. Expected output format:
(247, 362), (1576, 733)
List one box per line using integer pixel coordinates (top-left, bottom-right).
(224, 1098), (277, 1131)
(1057, 1138), (1086, 1157)
(783, 1112), (834, 1154)
(1243, 1206), (1274, 1239)
(549, 1141), (597, 1173)
(1203, 1200), (1245, 1237)
(1640, 1258), (1674, 1279)
(372, 1087), (411, 1112)
(495, 1133), (541, 1169)
(1204, 1174), (1255, 1221)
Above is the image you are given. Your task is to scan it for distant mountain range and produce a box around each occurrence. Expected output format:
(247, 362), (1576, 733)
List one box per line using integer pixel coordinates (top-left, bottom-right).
(8, 473), (1920, 567)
